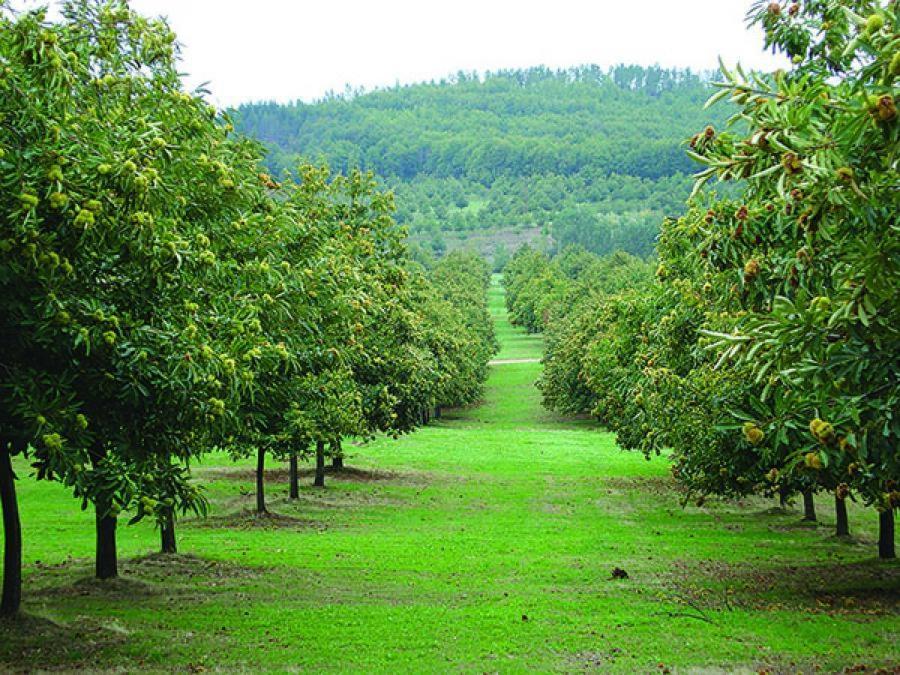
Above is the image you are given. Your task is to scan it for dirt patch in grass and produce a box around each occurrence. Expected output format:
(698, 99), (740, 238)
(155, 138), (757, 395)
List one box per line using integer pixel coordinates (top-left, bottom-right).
(202, 464), (434, 487)
(0, 613), (129, 672)
(123, 552), (266, 580)
(601, 475), (678, 497)
(195, 509), (327, 532)
(663, 558), (900, 616)
(26, 553), (267, 611)
(31, 575), (161, 600)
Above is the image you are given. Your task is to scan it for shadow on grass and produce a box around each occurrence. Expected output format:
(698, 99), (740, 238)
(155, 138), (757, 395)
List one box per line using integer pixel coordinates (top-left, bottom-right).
(665, 557), (900, 615)
(2, 552), (271, 670)
(29, 552), (267, 600)
(0, 612), (128, 670)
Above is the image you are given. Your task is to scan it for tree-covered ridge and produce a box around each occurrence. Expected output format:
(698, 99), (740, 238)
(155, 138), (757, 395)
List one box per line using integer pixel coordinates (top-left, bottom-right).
(235, 66), (732, 257)
(237, 66), (719, 180)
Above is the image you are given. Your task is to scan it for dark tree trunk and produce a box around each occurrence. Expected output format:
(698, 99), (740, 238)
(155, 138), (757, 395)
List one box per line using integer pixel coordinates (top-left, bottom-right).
(879, 509), (896, 560)
(160, 510), (177, 554)
(835, 495), (850, 537)
(289, 451), (299, 499)
(0, 447), (22, 617)
(255, 447), (267, 514)
(802, 489), (817, 522)
(314, 441), (325, 487)
(778, 485), (789, 509)
(95, 503), (118, 579)
(434, 406), (441, 420)
(90, 443), (118, 579)
(331, 440), (343, 470)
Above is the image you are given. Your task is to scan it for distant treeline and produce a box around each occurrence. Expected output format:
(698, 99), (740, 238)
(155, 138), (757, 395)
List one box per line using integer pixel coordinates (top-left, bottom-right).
(235, 65), (732, 257)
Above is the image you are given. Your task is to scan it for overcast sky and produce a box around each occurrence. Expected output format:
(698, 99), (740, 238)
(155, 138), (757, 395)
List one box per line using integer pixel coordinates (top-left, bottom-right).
(21, 0), (787, 107)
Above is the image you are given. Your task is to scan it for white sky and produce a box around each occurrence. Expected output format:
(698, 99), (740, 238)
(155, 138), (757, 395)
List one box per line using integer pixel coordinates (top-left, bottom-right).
(19, 0), (787, 107)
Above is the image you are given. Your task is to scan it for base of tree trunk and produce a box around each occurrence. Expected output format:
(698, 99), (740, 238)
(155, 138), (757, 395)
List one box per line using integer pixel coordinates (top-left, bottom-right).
(332, 454), (344, 470)
(160, 513), (177, 554)
(879, 509), (896, 560)
(95, 507), (118, 579)
(314, 442), (325, 487)
(289, 452), (299, 499)
(802, 490), (817, 522)
(0, 448), (22, 617)
(835, 495), (850, 538)
(256, 447), (268, 514)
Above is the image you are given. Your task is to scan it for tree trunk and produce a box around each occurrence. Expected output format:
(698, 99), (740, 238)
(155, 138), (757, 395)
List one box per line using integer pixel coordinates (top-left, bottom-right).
(289, 451), (299, 499)
(0, 447), (22, 617)
(331, 440), (343, 470)
(802, 489), (816, 522)
(90, 443), (118, 579)
(160, 510), (177, 554)
(95, 503), (118, 579)
(835, 495), (850, 537)
(434, 406), (441, 420)
(256, 447), (267, 514)
(314, 441), (325, 487)
(879, 509), (896, 560)
(778, 485), (789, 509)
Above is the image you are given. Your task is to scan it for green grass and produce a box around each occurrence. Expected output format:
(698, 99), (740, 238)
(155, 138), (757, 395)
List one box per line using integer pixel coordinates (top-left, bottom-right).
(1, 281), (898, 672)
(490, 274), (543, 362)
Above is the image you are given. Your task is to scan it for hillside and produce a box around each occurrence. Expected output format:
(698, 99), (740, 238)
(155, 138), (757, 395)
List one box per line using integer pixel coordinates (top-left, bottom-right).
(235, 66), (731, 260)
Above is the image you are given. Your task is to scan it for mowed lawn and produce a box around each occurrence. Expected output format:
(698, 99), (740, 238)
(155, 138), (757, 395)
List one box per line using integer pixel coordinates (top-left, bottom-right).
(1, 279), (898, 672)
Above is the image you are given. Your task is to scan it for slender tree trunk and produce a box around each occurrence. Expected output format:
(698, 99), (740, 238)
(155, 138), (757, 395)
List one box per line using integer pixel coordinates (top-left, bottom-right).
(160, 510), (177, 554)
(90, 443), (117, 579)
(256, 447), (267, 514)
(0, 447), (22, 616)
(802, 489), (817, 522)
(778, 485), (789, 509)
(434, 406), (441, 420)
(879, 509), (896, 560)
(314, 441), (325, 487)
(331, 440), (343, 470)
(95, 503), (118, 579)
(289, 451), (299, 499)
(835, 495), (850, 537)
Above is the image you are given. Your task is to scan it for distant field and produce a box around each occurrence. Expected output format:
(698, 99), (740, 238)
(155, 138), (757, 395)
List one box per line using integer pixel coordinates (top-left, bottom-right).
(1, 281), (897, 672)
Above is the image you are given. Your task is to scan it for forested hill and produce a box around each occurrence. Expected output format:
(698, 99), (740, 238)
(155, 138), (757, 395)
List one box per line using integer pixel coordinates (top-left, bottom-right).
(235, 66), (730, 259)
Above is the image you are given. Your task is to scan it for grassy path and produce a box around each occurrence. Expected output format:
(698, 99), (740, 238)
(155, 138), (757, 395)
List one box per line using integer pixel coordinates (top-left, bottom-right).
(2, 278), (898, 672)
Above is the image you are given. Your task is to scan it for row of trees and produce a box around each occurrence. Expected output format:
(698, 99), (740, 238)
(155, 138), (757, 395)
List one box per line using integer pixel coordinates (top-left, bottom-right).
(505, 0), (898, 559)
(0, 1), (496, 618)
(503, 246), (653, 335)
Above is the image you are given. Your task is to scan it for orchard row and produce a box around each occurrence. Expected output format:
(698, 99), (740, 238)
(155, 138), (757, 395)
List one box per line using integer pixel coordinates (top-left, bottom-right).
(506, 0), (899, 559)
(0, 1), (497, 617)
